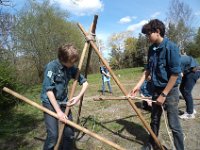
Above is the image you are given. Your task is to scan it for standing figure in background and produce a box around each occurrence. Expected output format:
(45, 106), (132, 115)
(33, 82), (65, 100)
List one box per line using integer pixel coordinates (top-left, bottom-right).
(179, 54), (200, 119)
(100, 65), (112, 95)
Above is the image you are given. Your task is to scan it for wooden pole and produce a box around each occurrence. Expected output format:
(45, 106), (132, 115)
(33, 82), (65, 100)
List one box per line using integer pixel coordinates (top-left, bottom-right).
(93, 96), (152, 101)
(2, 87), (126, 150)
(76, 15), (98, 124)
(54, 15), (98, 150)
(77, 23), (164, 150)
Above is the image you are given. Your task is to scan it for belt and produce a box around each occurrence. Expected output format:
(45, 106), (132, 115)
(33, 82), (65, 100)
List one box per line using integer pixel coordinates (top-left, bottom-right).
(58, 101), (67, 107)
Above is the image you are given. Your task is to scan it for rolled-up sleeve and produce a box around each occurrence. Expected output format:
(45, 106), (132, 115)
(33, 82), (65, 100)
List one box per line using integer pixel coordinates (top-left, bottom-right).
(167, 43), (181, 74)
(71, 67), (87, 85)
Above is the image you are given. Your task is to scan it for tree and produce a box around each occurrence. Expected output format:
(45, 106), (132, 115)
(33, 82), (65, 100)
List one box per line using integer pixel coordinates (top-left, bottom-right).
(135, 33), (150, 67)
(13, 0), (84, 83)
(122, 37), (137, 68)
(108, 31), (132, 69)
(166, 0), (195, 52)
(187, 27), (200, 58)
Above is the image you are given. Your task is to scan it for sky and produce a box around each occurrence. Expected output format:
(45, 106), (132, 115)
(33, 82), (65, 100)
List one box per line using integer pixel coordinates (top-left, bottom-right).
(6, 0), (200, 58)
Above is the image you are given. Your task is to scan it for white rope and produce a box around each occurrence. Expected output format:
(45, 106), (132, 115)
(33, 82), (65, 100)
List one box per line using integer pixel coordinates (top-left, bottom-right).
(130, 96), (175, 149)
(161, 105), (175, 150)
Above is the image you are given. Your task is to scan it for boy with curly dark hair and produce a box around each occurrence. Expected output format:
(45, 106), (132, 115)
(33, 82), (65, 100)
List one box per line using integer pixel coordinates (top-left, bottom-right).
(130, 19), (184, 150)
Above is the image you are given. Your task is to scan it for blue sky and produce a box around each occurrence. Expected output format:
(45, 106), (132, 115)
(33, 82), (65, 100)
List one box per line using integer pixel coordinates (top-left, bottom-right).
(7, 0), (200, 57)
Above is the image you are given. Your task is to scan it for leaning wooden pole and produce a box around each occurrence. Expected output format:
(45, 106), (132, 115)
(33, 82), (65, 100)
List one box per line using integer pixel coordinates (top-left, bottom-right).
(3, 87), (125, 150)
(54, 15), (98, 150)
(76, 15), (98, 124)
(77, 23), (164, 150)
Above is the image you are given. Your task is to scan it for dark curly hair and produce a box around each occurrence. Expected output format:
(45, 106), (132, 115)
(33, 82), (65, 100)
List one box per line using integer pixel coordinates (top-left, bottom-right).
(142, 19), (165, 37)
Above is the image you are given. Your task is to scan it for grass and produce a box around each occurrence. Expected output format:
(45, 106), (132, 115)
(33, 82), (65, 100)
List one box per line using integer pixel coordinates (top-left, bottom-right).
(0, 67), (143, 150)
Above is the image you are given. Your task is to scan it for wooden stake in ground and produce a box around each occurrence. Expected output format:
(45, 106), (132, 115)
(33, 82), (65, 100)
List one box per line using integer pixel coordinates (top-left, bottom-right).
(3, 87), (125, 150)
(77, 23), (164, 150)
(54, 15), (98, 150)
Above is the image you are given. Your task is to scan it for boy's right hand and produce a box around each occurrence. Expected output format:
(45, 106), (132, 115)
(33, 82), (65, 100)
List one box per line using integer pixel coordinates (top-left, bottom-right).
(57, 111), (68, 123)
(129, 86), (140, 97)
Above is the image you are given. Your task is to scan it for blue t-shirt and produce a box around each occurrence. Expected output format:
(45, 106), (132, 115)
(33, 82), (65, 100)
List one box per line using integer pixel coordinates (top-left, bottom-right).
(41, 59), (86, 104)
(147, 37), (181, 88)
(100, 66), (110, 82)
(180, 55), (199, 74)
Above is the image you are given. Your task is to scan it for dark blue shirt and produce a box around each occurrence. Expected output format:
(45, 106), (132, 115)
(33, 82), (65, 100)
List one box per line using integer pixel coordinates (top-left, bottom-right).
(180, 55), (199, 74)
(147, 37), (181, 88)
(41, 59), (86, 104)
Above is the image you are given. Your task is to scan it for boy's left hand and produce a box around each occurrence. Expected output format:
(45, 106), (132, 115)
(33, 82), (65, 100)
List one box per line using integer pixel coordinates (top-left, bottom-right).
(156, 95), (166, 105)
(67, 96), (80, 107)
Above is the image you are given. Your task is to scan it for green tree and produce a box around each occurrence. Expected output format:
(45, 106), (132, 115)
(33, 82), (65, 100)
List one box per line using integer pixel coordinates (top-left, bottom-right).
(135, 33), (150, 67)
(166, 0), (194, 51)
(123, 37), (137, 68)
(187, 27), (200, 58)
(14, 0), (84, 83)
(108, 31), (132, 69)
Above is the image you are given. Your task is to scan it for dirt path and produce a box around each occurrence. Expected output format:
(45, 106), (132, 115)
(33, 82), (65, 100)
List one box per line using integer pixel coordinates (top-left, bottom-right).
(74, 80), (200, 150)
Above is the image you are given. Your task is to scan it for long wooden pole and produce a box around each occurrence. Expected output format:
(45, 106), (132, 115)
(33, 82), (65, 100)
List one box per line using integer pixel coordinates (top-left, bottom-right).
(77, 23), (164, 150)
(76, 15), (98, 124)
(2, 87), (125, 150)
(54, 15), (98, 150)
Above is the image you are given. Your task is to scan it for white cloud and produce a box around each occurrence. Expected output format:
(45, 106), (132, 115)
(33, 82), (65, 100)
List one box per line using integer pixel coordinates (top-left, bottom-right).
(118, 16), (137, 24)
(53, 0), (104, 16)
(150, 12), (161, 18)
(127, 20), (148, 32)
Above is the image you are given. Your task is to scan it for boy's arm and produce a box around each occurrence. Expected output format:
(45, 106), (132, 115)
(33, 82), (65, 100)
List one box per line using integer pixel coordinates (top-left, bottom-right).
(130, 70), (150, 97)
(67, 81), (88, 106)
(156, 74), (178, 105)
(102, 70), (109, 77)
(46, 90), (67, 123)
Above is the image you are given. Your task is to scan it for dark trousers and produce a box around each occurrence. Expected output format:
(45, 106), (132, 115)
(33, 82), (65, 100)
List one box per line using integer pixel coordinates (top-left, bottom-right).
(149, 87), (184, 150)
(179, 71), (200, 114)
(43, 102), (74, 150)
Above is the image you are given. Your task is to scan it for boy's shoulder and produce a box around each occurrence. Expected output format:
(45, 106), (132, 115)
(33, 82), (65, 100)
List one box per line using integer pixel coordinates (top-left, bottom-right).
(165, 38), (178, 50)
(46, 59), (61, 70)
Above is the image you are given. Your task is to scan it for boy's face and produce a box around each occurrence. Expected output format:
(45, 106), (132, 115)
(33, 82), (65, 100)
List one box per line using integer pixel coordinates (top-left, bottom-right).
(146, 31), (162, 44)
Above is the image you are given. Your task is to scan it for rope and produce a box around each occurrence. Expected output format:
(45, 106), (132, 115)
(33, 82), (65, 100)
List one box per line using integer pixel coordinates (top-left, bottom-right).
(161, 106), (175, 150)
(133, 96), (175, 149)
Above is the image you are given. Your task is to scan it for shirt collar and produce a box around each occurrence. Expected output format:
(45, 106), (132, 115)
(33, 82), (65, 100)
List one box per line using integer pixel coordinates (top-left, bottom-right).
(55, 59), (64, 70)
(152, 37), (168, 51)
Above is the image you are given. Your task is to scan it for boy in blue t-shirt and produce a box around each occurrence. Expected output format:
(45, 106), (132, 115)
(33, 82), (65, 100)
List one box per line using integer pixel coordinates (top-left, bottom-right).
(100, 65), (112, 95)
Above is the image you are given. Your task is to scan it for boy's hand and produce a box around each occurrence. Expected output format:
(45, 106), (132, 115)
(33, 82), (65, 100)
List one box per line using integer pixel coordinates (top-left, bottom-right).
(156, 95), (166, 105)
(129, 86), (140, 97)
(67, 96), (80, 107)
(57, 111), (68, 123)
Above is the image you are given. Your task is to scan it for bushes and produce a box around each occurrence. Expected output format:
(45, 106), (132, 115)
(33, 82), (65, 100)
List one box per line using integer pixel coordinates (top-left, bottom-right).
(0, 62), (21, 111)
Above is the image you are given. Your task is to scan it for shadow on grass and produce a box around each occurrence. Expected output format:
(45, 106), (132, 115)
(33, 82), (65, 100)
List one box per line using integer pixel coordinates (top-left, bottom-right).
(76, 115), (149, 145)
(0, 109), (44, 150)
